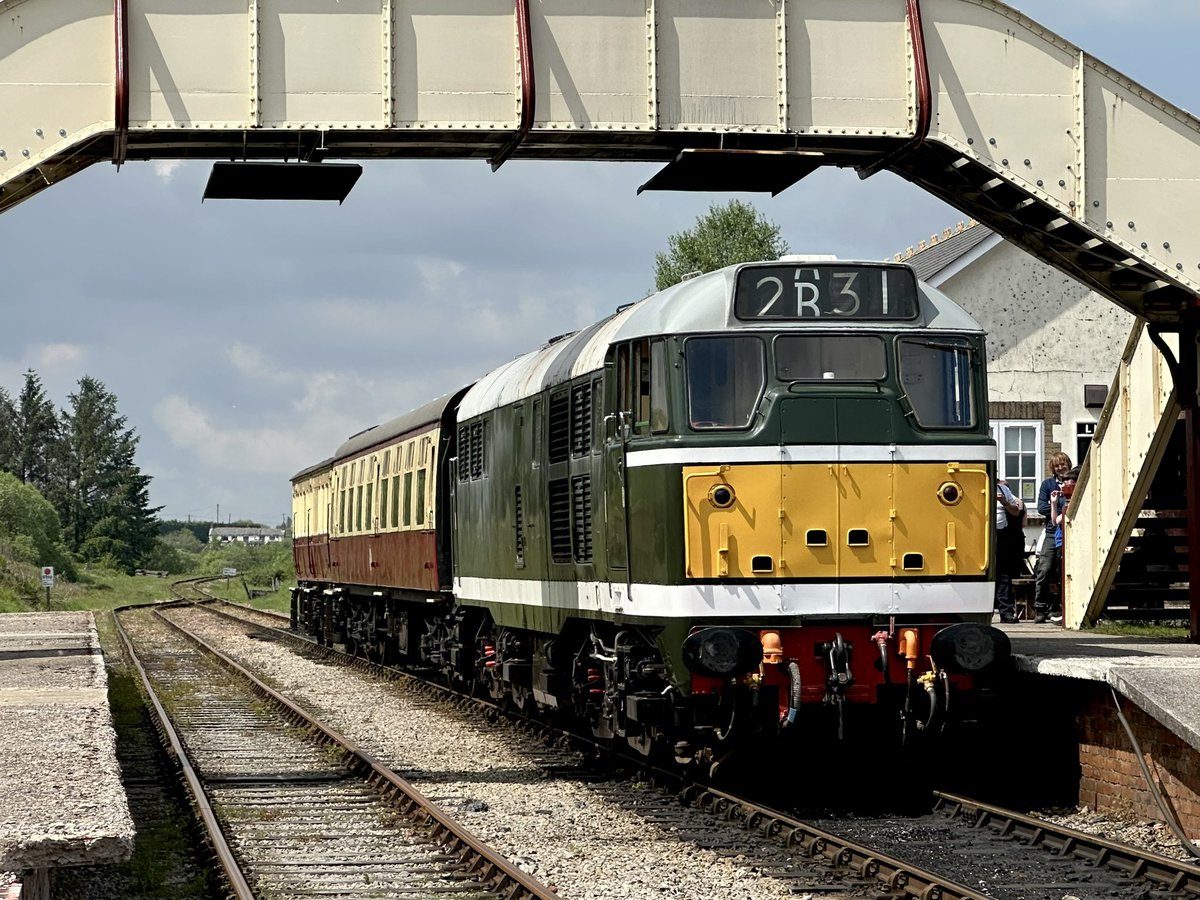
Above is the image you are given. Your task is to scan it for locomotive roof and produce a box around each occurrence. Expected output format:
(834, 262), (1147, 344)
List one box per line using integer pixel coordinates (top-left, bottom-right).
(457, 259), (982, 421)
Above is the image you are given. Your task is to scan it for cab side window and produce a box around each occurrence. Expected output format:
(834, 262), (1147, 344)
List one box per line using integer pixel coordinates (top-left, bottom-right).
(615, 339), (669, 436)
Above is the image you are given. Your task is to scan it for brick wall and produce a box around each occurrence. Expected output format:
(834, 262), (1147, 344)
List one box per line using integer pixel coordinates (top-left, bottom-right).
(1078, 684), (1200, 830)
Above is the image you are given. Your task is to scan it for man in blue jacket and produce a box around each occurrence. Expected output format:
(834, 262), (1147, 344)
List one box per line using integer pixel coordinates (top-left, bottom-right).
(1033, 451), (1072, 623)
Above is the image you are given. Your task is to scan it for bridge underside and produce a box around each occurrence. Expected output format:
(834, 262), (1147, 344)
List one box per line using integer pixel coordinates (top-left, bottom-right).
(4, 0), (1200, 633)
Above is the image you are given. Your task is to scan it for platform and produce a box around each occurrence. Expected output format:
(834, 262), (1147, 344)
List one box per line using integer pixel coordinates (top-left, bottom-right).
(0, 612), (133, 898)
(1001, 619), (1200, 754)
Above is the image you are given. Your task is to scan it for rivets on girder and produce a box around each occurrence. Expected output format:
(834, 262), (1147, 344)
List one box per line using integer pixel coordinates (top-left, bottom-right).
(34, 128), (42, 137)
(1024, 159), (1031, 166)
(1037, 180), (1044, 187)
(988, 137), (996, 145)
(21, 149), (29, 157)
(1069, 201), (1076, 209)
(1128, 221), (1136, 229)
(58, 129), (66, 138)
(1141, 242), (1149, 250)
(1177, 264), (1184, 271)
(1002, 158), (1009, 166)
(1106, 221), (1113, 229)
(967, 138), (974, 145)
(1164, 242), (1172, 250)
(0, 149), (5, 158)
(1093, 201), (1100, 208)
(1058, 180), (1066, 187)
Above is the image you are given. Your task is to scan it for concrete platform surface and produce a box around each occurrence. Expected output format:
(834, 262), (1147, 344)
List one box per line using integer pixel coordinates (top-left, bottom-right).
(0, 611), (133, 873)
(1002, 620), (1200, 754)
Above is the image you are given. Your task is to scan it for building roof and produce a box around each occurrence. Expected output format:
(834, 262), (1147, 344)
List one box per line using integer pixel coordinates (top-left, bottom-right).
(893, 220), (993, 282)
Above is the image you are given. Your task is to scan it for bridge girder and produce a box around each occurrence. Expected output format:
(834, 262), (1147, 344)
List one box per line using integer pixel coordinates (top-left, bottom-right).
(2, 0), (1199, 321)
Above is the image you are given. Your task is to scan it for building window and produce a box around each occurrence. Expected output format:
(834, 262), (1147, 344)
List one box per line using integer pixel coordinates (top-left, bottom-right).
(990, 419), (1043, 504)
(1076, 421), (1097, 465)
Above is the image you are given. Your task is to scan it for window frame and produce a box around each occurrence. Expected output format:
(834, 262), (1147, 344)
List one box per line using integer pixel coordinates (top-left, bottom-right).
(896, 335), (979, 430)
(682, 334), (767, 432)
(990, 419), (1044, 506)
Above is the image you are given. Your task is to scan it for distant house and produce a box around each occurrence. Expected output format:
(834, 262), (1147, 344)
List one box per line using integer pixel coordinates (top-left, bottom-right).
(897, 220), (1133, 512)
(208, 526), (285, 545)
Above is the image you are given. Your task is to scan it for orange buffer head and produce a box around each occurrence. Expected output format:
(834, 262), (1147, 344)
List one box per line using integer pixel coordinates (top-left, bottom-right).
(900, 628), (920, 668)
(759, 630), (783, 665)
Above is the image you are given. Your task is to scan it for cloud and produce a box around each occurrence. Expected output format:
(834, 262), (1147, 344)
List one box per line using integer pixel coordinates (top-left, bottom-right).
(153, 159), (185, 180)
(33, 343), (85, 367)
(154, 394), (324, 475)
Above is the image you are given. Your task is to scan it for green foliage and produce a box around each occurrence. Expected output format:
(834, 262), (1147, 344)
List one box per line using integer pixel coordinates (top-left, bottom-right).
(160, 528), (205, 553)
(0, 472), (75, 577)
(157, 519), (214, 545)
(58, 376), (161, 572)
(8, 370), (59, 493)
(653, 200), (789, 291)
(200, 539), (293, 586)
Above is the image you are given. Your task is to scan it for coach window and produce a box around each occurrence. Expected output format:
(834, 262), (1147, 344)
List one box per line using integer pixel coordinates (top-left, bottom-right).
(403, 471), (413, 527)
(685, 336), (765, 430)
(416, 469), (427, 525)
(390, 472), (400, 527)
(897, 337), (978, 428)
(355, 484), (364, 532)
(338, 480), (346, 534)
(365, 482), (374, 530)
(379, 475), (389, 529)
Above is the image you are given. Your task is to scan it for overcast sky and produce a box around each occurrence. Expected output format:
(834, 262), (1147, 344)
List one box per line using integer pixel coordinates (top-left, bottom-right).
(1, 0), (1195, 528)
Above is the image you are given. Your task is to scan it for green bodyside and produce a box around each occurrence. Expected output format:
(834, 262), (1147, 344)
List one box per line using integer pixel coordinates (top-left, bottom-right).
(454, 333), (993, 635)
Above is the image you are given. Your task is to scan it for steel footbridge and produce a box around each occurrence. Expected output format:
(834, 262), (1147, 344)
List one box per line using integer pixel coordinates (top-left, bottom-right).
(2, 0), (1197, 633)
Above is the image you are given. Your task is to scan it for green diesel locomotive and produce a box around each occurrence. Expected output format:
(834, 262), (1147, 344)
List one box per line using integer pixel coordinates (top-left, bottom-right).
(292, 258), (1010, 766)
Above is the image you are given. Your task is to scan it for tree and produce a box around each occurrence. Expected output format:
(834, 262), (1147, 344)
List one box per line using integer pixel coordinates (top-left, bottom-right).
(12, 370), (60, 493)
(58, 376), (161, 571)
(653, 200), (789, 291)
(0, 387), (16, 477)
(0, 472), (74, 577)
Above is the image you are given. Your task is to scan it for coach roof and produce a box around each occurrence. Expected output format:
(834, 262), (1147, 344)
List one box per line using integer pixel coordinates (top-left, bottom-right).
(457, 260), (981, 421)
(327, 388), (470, 468)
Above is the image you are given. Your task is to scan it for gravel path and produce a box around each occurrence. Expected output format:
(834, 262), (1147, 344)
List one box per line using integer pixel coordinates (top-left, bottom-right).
(170, 607), (814, 900)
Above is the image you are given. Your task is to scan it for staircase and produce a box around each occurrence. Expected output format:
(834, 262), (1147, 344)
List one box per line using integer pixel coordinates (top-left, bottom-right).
(1063, 323), (1182, 627)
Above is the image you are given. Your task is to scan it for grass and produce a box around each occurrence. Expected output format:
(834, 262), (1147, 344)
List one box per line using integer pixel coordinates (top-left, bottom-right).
(1087, 620), (1191, 640)
(0, 565), (293, 615)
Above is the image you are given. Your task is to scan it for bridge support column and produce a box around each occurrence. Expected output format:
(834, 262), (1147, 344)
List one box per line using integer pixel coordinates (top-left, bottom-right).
(1183, 323), (1200, 643)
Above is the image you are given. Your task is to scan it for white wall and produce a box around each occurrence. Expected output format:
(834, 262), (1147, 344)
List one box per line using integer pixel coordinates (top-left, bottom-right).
(935, 237), (1133, 451)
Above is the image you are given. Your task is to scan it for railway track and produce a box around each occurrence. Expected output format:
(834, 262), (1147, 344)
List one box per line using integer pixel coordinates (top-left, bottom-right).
(187, 597), (1200, 899)
(113, 604), (557, 900)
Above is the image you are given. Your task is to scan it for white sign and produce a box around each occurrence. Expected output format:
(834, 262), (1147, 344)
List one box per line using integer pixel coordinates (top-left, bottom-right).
(222, 567), (238, 577)
(40, 566), (54, 588)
